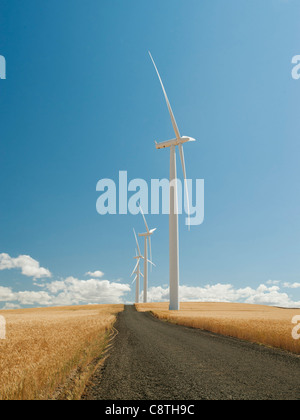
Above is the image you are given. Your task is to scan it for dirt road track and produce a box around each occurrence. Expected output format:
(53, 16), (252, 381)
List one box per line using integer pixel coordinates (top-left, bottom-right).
(82, 306), (300, 400)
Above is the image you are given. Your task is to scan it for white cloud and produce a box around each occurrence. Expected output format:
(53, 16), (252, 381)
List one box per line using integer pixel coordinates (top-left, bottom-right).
(0, 253), (51, 279)
(283, 282), (300, 289)
(46, 277), (131, 306)
(15, 291), (53, 306)
(2, 303), (21, 310)
(0, 275), (131, 308)
(0, 253), (130, 307)
(146, 283), (300, 308)
(266, 280), (280, 285)
(0, 286), (16, 302)
(85, 270), (104, 278)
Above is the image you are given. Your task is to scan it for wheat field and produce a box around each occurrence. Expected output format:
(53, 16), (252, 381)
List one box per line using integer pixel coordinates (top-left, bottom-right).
(0, 304), (124, 400)
(136, 302), (300, 354)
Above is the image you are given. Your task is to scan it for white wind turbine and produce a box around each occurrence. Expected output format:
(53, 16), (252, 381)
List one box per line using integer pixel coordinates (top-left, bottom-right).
(131, 251), (144, 304)
(149, 52), (196, 311)
(138, 206), (157, 303)
(131, 229), (144, 304)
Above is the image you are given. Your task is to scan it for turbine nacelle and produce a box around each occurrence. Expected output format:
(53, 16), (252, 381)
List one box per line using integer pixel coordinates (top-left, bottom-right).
(155, 136), (196, 150)
(133, 254), (156, 267)
(138, 228), (157, 237)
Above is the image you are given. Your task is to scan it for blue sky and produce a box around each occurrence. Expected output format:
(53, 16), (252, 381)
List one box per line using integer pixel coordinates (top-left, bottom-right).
(0, 0), (300, 308)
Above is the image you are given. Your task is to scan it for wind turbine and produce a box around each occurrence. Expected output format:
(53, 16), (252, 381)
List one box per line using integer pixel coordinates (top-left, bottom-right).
(131, 229), (144, 304)
(149, 52), (196, 311)
(131, 251), (144, 304)
(138, 206), (157, 303)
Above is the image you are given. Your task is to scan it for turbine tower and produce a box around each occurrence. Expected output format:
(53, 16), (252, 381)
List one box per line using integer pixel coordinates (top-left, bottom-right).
(149, 52), (196, 311)
(131, 229), (144, 303)
(138, 206), (157, 303)
(131, 250), (144, 304)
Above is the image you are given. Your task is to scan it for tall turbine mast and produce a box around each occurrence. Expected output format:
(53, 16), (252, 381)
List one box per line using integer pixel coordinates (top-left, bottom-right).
(149, 52), (196, 311)
(131, 249), (144, 304)
(131, 229), (144, 303)
(138, 206), (156, 303)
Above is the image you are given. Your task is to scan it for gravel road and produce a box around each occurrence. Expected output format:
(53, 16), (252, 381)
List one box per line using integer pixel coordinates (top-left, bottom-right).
(82, 305), (300, 400)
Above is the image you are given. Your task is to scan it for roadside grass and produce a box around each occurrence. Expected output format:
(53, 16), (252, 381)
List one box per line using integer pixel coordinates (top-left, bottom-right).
(136, 302), (300, 354)
(0, 304), (123, 400)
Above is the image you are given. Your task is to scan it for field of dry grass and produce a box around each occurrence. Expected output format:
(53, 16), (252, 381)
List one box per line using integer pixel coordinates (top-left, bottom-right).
(0, 304), (123, 400)
(136, 302), (300, 354)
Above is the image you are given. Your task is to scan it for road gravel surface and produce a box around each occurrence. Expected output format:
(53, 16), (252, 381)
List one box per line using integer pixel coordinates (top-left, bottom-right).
(83, 306), (300, 400)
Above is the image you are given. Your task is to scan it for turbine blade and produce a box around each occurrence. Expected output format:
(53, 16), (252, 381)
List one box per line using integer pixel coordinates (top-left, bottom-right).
(179, 144), (191, 229)
(178, 144), (187, 186)
(139, 205), (150, 234)
(140, 272), (144, 278)
(148, 236), (152, 272)
(132, 275), (137, 285)
(133, 228), (141, 255)
(131, 261), (139, 277)
(140, 255), (155, 267)
(147, 259), (156, 267)
(149, 51), (181, 140)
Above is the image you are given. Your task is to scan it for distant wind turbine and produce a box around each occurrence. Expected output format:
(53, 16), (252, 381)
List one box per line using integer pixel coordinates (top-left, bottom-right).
(138, 206), (156, 303)
(131, 248), (143, 304)
(149, 52), (196, 311)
